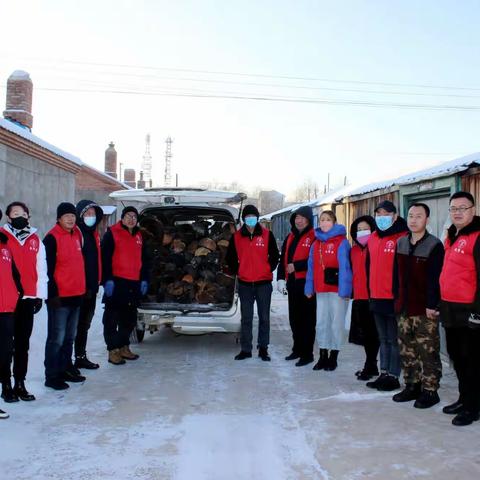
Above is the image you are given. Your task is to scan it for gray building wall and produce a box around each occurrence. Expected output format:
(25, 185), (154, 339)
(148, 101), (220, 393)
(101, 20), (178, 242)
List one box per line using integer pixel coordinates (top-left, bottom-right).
(0, 144), (75, 236)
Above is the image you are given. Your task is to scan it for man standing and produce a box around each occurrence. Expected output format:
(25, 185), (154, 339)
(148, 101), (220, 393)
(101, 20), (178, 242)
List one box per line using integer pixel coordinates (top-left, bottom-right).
(74, 200), (104, 370)
(366, 200), (408, 391)
(226, 205), (279, 361)
(101, 206), (149, 365)
(394, 203), (444, 408)
(44, 202), (86, 390)
(440, 191), (480, 426)
(1, 202), (47, 402)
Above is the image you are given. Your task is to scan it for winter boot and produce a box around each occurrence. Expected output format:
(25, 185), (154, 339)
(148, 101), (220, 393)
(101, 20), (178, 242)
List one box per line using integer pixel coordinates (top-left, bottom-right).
(44, 378), (69, 390)
(377, 375), (401, 392)
(443, 398), (464, 415)
(285, 352), (300, 361)
(392, 383), (421, 403)
(1, 380), (19, 403)
(295, 357), (314, 367)
(312, 349), (329, 371)
(62, 370), (86, 383)
(452, 410), (480, 426)
(366, 372), (389, 389)
(120, 345), (139, 360)
(13, 380), (35, 401)
(355, 362), (379, 381)
(258, 347), (271, 362)
(234, 351), (252, 360)
(108, 349), (126, 365)
(75, 354), (100, 370)
(414, 390), (440, 409)
(0, 408), (9, 419)
(324, 350), (339, 371)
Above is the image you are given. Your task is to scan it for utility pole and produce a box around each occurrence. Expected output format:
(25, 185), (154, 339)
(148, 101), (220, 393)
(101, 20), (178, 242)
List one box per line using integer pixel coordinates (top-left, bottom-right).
(164, 136), (173, 186)
(327, 173), (330, 192)
(142, 134), (152, 187)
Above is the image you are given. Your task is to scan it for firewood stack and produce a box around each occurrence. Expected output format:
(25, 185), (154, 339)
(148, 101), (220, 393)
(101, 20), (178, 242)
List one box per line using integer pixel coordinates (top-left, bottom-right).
(140, 216), (235, 305)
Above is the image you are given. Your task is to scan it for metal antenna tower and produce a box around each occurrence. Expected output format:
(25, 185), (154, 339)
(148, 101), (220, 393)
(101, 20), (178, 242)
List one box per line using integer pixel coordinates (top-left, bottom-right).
(164, 136), (173, 186)
(142, 134), (152, 186)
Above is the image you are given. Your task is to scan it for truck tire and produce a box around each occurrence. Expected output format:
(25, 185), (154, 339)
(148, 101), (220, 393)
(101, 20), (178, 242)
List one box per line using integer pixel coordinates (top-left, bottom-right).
(130, 328), (145, 344)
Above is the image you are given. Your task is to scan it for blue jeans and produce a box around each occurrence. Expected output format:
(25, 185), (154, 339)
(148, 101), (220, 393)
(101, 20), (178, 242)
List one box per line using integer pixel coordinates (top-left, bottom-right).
(44, 305), (80, 381)
(374, 313), (401, 377)
(238, 282), (273, 352)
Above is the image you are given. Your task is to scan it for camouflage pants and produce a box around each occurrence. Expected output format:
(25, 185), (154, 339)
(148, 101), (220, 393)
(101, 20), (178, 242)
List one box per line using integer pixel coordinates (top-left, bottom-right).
(397, 314), (442, 391)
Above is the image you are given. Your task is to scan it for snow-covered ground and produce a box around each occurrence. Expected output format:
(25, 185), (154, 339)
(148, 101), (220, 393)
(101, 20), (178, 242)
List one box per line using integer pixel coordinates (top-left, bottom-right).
(2, 291), (480, 480)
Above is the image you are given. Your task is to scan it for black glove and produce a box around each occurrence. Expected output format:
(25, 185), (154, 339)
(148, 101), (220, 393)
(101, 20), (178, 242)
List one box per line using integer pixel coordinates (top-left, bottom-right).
(33, 298), (43, 314)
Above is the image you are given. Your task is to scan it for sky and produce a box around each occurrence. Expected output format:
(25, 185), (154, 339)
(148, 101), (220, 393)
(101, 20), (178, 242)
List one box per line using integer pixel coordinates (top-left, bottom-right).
(1, 0), (480, 199)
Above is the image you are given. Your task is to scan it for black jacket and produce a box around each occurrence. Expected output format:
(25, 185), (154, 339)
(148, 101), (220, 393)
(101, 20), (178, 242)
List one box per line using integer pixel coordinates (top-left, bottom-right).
(277, 206), (314, 284)
(226, 223), (279, 283)
(76, 200), (104, 295)
(441, 216), (480, 328)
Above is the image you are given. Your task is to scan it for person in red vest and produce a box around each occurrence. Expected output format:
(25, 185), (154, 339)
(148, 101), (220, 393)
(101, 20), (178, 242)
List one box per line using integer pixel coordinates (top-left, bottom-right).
(73, 200), (104, 371)
(349, 215), (379, 381)
(277, 206), (316, 366)
(43, 202), (87, 390)
(226, 205), (279, 361)
(101, 206), (149, 365)
(365, 200), (408, 392)
(440, 191), (480, 426)
(0, 208), (23, 419)
(1, 202), (47, 403)
(305, 210), (352, 371)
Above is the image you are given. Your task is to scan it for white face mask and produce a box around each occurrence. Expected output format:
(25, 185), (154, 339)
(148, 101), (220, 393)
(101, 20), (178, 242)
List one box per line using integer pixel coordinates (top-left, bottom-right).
(356, 230), (371, 239)
(84, 216), (96, 227)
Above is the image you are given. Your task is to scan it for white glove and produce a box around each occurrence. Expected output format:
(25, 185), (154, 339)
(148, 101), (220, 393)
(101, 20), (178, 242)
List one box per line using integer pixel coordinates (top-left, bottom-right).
(277, 280), (287, 295)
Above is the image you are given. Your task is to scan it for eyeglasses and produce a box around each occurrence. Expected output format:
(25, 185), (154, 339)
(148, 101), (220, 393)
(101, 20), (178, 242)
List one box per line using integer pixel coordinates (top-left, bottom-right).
(124, 213), (138, 220)
(448, 206), (474, 214)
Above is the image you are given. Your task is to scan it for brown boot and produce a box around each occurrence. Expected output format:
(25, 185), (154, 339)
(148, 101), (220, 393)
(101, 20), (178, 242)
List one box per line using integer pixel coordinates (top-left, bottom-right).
(120, 345), (139, 360)
(108, 349), (126, 365)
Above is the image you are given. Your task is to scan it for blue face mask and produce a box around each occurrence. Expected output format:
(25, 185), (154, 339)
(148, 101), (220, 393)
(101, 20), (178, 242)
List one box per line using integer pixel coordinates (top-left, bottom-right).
(84, 216), (96, 227)
(244, 217), (258, 228)
(375, 215), (393, 231)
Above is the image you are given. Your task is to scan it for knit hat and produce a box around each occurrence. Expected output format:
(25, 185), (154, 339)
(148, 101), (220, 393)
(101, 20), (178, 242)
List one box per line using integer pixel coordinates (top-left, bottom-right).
(121, 206), (139, 219)
(241, 204), (260, 220)
(375, 200), (397, 214)
(57, 202), (77, 219)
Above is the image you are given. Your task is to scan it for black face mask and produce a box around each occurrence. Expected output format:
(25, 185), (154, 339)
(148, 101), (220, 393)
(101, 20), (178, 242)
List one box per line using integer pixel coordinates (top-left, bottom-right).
(11, 217), (29, 230)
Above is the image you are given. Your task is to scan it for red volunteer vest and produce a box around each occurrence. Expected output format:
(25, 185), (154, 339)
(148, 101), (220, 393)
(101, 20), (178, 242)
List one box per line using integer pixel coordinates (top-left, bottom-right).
(48, 224), (86, 297)
(284, 229), (315, 280)
(1, 228), (40, 297)
(110, 222), (143, 281)
(235, 227), (272, 282)
(93, 230), (102, 284)
(0, 243), (20, 312)
(367, 231), (406, 300)
(312, 235), (345, 293)
(351, 244), (369, 300)
(440, 231), (480, 304)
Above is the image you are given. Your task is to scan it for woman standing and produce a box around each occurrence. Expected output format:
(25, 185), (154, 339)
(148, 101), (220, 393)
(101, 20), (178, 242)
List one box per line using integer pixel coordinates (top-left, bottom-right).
(349, 215), (380, 380)
(305, 210), (352, 371)
(277, 206), (316, 366)
(1, 202), (47, 401)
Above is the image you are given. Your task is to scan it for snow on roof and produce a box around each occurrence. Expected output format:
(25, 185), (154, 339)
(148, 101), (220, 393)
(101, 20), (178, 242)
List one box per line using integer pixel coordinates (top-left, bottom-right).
(9, 70), (31, 81)
(0, 117), (82, 166)
(82, 163), (132, 190)
(344, 152), (480, 198)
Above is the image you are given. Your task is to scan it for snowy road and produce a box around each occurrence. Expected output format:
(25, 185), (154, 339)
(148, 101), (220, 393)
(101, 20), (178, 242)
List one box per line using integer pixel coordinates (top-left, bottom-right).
(2, 291), (480, 479)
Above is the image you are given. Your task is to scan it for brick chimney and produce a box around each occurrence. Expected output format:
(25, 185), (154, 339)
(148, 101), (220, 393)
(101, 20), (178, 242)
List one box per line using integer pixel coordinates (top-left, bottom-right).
(124, 168), (136, 188)
(105, 142), (117, 179)
(3, 70), (33, 130)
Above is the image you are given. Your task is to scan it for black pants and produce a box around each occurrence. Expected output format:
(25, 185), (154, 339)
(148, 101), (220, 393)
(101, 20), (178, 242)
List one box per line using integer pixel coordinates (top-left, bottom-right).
(445, 326), (480, 413)
(102, 304), (138, 351)
(10, 299), (36, 382)
(75, 293), (97, 358)
(287, 279), (316, 360)
(0, 313), (15, 383)
(349, 300), (379, 368)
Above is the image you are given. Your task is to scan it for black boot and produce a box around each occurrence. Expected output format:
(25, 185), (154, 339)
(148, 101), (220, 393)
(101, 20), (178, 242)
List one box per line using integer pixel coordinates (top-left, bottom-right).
(234, 351), (252, 360)
(324, 350), (339, 371)
(62, 369), (86, 383)
(295, 357), (314, 367)
(366, 372), (389, 389)
(313, 349), (329, 371)
(1, 380), (19, 403)
(0, 408), (8, 419)
(285, 352), (300, 361)
(392, 383), (421, 403)
(443, 398), (464, 415)
(13, 380), (36, 401)
(377, 375), (400, 392)
(414, 390), (440, 409)
(452, 410), (480, 426)
(355, 362), (379, 381)
(75, 355), (100, 370)
(258, 347), (271, 362)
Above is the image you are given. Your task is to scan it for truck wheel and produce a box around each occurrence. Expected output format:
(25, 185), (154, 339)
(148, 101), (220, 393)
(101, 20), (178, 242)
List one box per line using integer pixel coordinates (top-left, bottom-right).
(130, 328), (145, 343)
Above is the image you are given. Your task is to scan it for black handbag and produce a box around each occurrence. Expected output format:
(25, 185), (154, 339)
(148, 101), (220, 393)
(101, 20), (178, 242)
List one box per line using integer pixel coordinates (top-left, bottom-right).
(324, 267), (339, 286)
